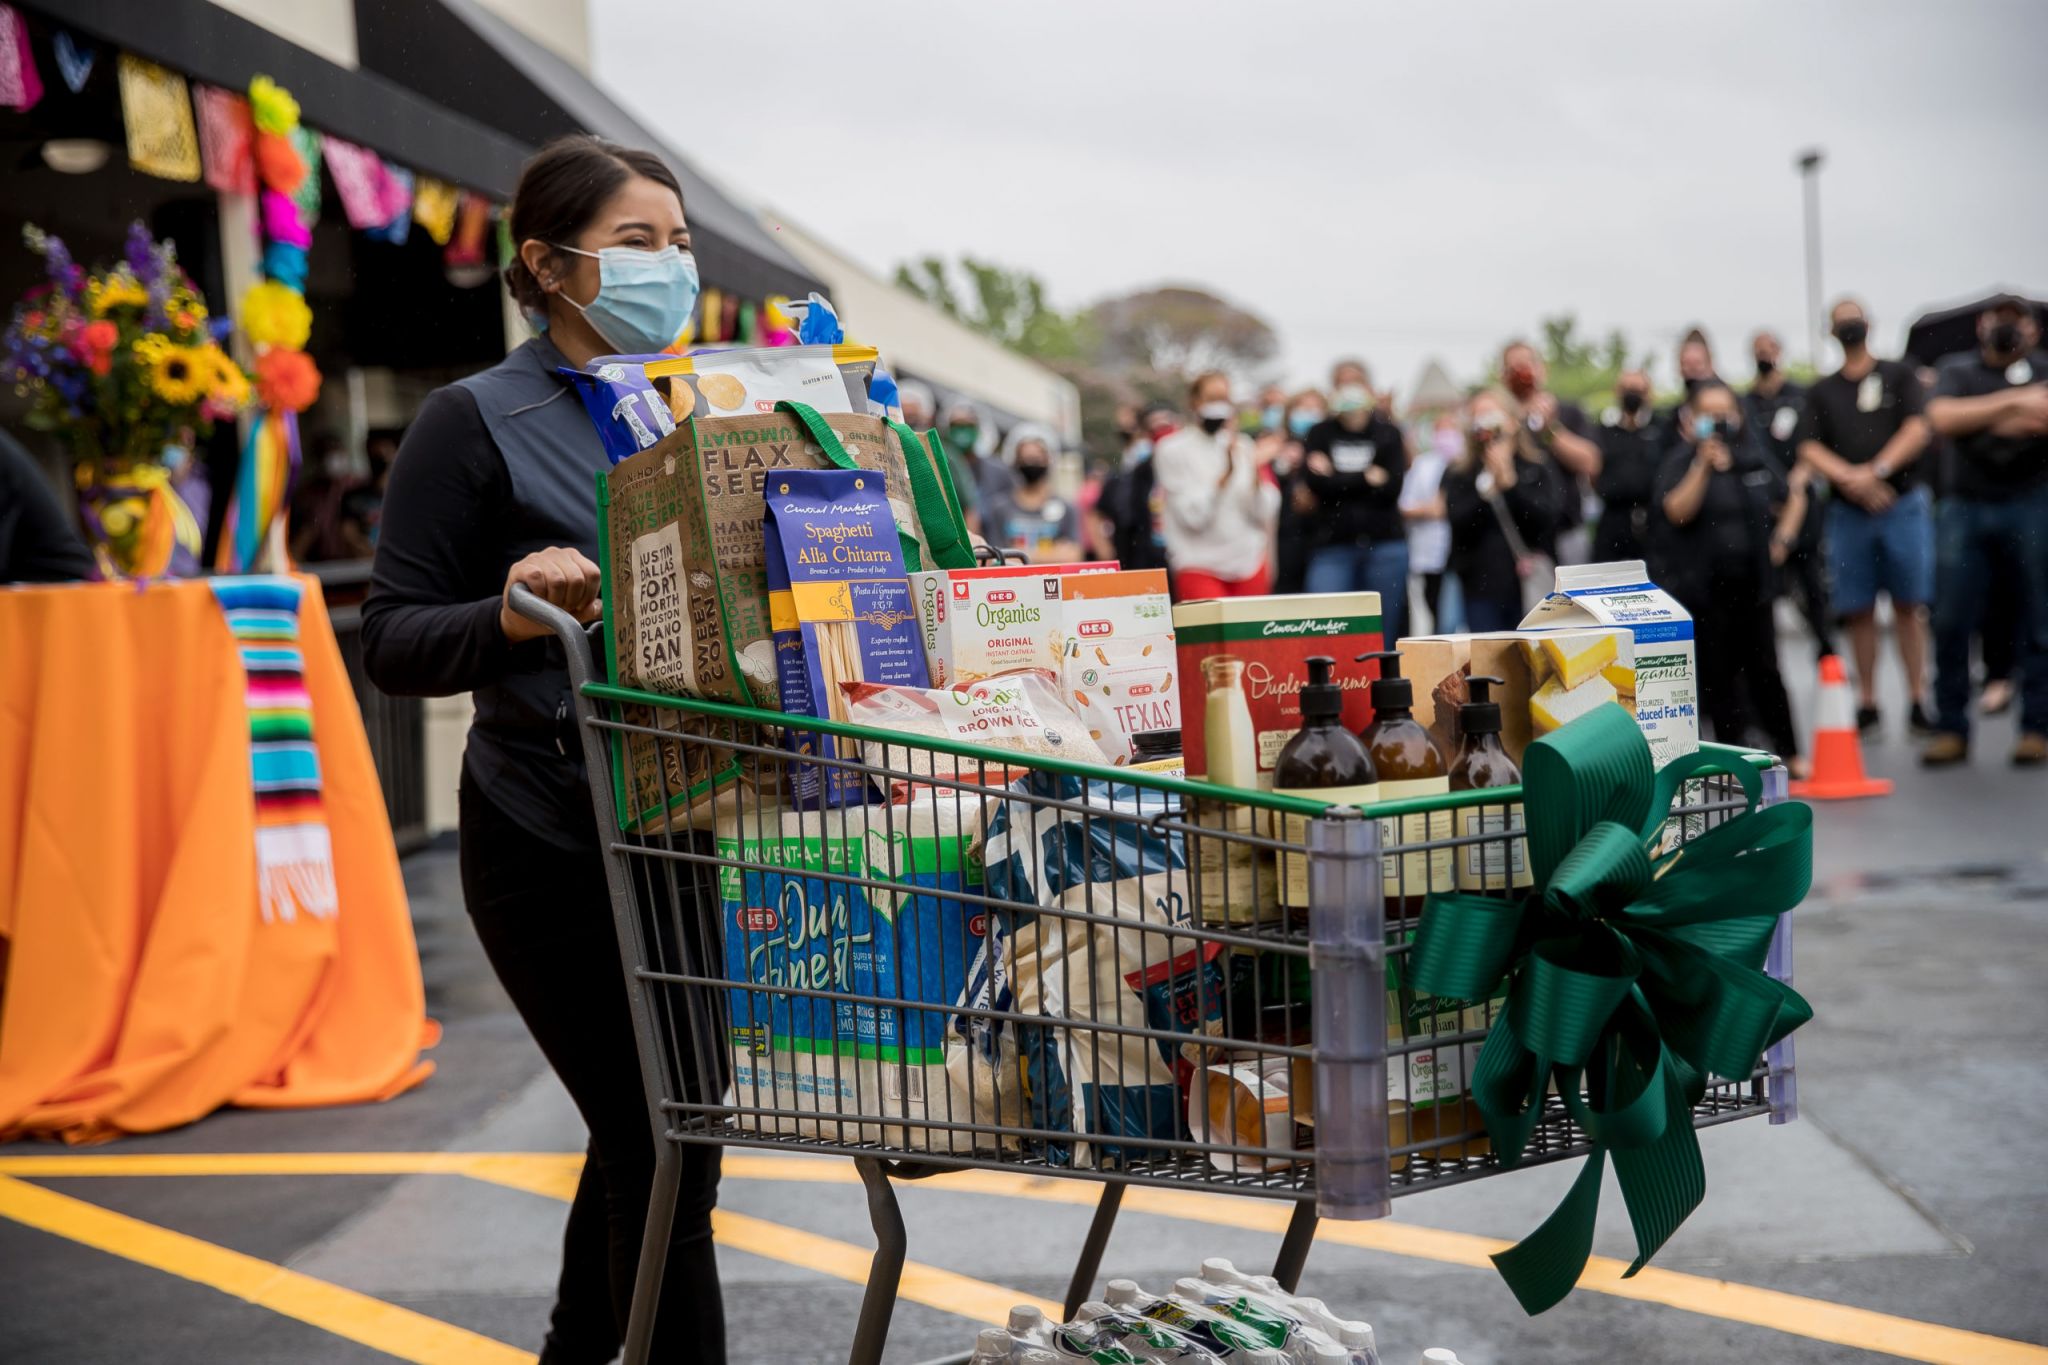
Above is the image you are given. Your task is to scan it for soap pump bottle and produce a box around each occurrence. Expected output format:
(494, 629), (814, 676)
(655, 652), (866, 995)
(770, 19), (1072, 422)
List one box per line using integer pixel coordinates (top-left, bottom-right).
(1354, 649), (1453, 914)
(1448, 675), (1531, 894)
(1272, 655), (1379, 910)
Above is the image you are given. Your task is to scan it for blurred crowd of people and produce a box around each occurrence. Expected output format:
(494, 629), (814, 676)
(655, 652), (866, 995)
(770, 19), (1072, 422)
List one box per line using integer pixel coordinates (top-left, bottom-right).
(946, 296), (2048, 775)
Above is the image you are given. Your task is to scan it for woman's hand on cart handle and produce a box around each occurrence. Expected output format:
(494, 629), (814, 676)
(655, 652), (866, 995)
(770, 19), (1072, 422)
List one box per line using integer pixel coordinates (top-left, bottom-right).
(502, 547), (603, 643)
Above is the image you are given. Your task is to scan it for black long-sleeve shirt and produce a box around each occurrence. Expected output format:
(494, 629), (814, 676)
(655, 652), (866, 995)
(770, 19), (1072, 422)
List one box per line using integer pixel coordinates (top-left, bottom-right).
(1443, 454), (1563, 607)
(1, 430), (94, 583)
(1301, 414), (1408, 547)
(362, 375), (601, 850)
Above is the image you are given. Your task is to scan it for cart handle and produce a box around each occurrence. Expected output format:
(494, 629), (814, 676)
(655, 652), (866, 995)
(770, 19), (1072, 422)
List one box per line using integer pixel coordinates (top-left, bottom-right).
(506, 582), (603, 691)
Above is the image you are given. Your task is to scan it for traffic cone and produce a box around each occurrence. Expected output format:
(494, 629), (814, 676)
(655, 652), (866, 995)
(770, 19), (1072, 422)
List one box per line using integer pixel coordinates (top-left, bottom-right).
(1789, 655), (1893, 799)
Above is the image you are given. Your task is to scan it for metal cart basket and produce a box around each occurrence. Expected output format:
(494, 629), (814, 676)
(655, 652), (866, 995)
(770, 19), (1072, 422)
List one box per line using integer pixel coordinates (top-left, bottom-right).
(509, 587), (1798, 1365)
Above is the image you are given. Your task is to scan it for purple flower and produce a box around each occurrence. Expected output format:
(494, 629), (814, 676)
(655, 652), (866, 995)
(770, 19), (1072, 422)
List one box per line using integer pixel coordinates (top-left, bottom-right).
(125, 221), (156, 281)
(43, 235), (84, 300)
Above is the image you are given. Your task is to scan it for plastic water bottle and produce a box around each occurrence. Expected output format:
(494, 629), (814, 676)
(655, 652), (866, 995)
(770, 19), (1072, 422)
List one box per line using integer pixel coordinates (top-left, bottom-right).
(1105, 1280), (1266, 1357)
(970, 1326), (1016, 1364)
(1073, 1299), (1224, 1363)
(1288, 1296), (1380, 1364)
(1010, 1304), (1052, 1346)
(1419, 1351), (1465, 1365)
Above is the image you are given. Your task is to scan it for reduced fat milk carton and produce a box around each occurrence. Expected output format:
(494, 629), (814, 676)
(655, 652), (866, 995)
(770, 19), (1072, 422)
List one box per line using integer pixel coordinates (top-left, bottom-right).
(1519, 560), (1697, 767)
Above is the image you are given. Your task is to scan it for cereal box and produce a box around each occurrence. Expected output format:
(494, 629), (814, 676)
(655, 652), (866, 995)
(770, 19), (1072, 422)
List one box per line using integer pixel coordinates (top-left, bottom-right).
(911, 562), (1115, 687)
(1172, 593), (1384, 785)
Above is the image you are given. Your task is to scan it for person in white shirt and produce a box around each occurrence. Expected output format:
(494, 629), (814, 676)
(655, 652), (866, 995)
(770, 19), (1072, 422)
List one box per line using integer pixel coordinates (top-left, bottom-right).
(1151, 370), (1282, 599)
(1401, 417), (1462, 631)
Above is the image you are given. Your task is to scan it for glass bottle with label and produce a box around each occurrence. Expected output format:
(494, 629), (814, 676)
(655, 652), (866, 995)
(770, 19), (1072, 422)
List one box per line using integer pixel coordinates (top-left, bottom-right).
(1272, 656), (1378, 909)
(1354, 649), (1453, 922)
(1202, 655), (1258, 790)
(1448, 675), (1531, 895)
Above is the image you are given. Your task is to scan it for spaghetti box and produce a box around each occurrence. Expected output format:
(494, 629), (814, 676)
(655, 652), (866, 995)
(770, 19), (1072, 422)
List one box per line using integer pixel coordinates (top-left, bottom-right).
(1519, 560), (1698, 768)
(1173, 592), (1383, 785)
(911, 562), (1114, 687)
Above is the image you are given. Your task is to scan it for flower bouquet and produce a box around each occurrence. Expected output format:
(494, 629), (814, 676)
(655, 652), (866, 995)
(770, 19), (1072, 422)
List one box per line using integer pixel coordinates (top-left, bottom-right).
(3, 222), (249, 579)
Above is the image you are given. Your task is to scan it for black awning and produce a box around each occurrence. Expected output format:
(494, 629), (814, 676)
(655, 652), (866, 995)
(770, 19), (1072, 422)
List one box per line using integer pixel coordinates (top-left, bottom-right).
(30, 0), (531, 196)
(355, 0), (826, 304)
(33, 0), (827, 302)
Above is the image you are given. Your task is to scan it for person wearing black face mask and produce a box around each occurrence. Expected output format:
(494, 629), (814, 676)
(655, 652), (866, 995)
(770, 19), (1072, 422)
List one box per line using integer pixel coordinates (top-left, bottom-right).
(1922, 296), (2048, 768)
(980, 428), (1082, 564)
(1655, 383), (1802, 767)
(1743, 330), (1835, 658)
(1593, 369), (1664, 566)
(1152, 370), (1281, 599)
(1795, 296), (1935, 735)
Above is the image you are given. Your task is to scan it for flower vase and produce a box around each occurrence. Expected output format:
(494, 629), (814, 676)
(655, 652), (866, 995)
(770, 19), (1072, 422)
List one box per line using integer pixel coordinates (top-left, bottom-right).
(75, 454), (210, 581)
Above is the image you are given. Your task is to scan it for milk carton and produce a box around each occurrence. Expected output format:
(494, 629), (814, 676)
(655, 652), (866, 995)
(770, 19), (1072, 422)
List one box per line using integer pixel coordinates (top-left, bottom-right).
(716, 798), (986, 1150)
(1518, 560), (1697, 767)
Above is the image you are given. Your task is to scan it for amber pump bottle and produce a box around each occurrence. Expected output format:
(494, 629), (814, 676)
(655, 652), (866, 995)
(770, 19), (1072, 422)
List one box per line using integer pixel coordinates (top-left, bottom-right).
(1272, 656), (1379, 910)
(1359, 651), (1489, 1167)
(1448, 675), (1531, 894)
(1354, 649), (1453, 918)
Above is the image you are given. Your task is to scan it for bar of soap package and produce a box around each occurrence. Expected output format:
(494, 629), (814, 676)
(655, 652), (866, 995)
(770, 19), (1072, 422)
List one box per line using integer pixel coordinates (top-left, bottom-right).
(1518, 559), (1698, 768)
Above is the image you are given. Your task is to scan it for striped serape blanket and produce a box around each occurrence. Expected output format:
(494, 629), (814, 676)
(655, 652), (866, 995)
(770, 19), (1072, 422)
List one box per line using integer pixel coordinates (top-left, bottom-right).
(209, 575), (338, 922)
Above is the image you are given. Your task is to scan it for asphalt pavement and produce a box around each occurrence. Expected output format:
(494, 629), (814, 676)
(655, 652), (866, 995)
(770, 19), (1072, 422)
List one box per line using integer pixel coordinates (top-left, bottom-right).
(2, 633), (2044, 1365)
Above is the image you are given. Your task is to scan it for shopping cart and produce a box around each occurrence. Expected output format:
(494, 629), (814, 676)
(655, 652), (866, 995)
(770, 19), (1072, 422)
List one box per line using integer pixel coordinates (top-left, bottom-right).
(508, 586), (1799, 1365)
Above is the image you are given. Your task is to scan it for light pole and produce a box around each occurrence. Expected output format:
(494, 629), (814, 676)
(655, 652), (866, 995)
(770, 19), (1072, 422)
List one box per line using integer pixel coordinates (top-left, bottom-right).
(1796, 148), (1825, 370)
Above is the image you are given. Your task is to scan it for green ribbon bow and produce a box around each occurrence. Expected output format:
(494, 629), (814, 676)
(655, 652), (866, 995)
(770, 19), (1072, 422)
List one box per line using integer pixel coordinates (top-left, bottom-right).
(1407, 705), (1813, 1314)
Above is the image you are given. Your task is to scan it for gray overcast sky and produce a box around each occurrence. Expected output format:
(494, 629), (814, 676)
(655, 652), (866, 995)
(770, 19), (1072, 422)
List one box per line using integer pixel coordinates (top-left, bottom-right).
(592, 0), (2048, 399)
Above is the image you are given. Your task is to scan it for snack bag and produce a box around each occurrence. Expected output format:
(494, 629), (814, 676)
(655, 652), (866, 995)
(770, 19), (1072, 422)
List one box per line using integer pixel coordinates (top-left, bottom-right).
(561, 353), (676, 464)
(843, 668), (1112, 791)
(648, 342), (876, 420)
(763, 469), (929, 809)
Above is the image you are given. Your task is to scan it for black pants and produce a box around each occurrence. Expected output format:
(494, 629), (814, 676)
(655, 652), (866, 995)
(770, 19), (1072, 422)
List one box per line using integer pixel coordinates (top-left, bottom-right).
(460, 781), (725, 1365)
(1690, 571), (1800, 758)
(1420, 571), (1446, 631)
(1779, 542), (1838, 659)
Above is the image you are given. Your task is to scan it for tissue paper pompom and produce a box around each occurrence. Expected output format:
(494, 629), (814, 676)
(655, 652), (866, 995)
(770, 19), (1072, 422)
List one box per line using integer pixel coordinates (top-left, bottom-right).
(259, 189), (311, 248)
(261, 241), (309, 292)
(254, 130), (305, 195)
(248, 76), (299, 134)
(241, 280), (312, 351)
(255, 347), (321, 412)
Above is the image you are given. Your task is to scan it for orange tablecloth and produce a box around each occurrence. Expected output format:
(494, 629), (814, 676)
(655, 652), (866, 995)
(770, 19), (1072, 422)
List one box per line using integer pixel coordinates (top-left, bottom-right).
(0, 576), (436, 1142)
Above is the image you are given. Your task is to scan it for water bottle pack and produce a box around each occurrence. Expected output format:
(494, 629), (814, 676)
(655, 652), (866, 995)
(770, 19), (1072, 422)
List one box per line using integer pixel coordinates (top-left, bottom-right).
(966, 1257), (1414, 1364)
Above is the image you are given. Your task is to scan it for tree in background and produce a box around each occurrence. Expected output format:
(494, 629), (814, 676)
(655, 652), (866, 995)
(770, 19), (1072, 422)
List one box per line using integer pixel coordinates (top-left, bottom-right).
(1494, 313), (1654, 410)
(894, 256), (1279, 462)
(1087, 286), (1278, 384)
(893, 256), (1092, 362)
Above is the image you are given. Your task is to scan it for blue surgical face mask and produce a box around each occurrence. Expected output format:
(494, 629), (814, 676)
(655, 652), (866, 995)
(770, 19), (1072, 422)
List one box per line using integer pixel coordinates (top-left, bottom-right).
(554, 243), (700, 354)
(1288, 410), (1318, 437)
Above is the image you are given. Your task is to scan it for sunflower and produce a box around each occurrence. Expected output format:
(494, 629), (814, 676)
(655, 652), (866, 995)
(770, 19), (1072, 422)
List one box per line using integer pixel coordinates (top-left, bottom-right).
(147, 344), (208, 406)
(202, 344), (250, 408)
(88, 274), (150, 317)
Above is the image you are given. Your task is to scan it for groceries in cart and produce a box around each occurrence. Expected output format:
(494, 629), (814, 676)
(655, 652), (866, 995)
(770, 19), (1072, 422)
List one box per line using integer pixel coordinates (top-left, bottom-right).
(763, 468), (929, 808)
(969, 1260), (1388, 1363)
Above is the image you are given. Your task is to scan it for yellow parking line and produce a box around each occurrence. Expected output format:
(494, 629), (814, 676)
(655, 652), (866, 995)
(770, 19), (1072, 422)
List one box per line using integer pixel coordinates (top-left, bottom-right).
(0, 1174), (532, 1365)
(8, 1151), (2042, 1365)
(452, 1154), (1062, 1324)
